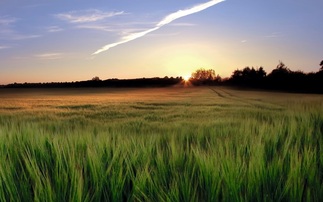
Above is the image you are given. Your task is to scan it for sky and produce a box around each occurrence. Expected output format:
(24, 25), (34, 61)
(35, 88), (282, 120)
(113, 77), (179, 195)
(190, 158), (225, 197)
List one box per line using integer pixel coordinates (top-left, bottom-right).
(0, 0), (322, 84)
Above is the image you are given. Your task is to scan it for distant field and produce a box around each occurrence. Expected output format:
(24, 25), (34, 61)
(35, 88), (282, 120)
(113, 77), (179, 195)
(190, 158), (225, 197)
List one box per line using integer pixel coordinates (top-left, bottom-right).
(0, 87), (322, 201)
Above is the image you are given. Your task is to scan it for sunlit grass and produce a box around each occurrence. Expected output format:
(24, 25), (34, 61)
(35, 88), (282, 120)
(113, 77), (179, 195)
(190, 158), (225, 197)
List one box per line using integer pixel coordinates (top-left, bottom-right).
(0, 87), (322, 201)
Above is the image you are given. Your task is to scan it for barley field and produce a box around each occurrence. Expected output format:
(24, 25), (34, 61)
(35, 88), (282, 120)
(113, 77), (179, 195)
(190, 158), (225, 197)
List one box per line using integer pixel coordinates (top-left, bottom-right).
(0, 87), (322, 201)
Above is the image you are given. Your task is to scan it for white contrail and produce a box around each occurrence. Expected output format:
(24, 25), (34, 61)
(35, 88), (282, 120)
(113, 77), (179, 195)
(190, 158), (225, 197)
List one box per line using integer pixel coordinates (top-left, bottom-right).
(92, 27), (159, 55)
(92, 0), (225, 55)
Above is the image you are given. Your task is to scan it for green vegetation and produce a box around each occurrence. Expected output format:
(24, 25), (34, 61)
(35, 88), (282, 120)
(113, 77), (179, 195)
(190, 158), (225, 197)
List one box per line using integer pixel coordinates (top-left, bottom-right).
(0, 87), (322, 201)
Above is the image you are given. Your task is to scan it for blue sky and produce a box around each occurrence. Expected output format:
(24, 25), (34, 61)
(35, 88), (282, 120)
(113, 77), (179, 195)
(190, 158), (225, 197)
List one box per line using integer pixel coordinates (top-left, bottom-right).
(1, 0), (322, 84)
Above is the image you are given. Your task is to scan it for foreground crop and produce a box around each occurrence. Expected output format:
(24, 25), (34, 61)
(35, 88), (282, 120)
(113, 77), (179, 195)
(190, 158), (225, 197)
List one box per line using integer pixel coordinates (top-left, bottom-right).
(0, 87), (322, 201)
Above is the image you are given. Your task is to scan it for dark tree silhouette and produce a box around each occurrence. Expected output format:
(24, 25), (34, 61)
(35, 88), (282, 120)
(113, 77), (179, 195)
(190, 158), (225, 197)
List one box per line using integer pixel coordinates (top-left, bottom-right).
(230, 66), (266, 87)
(226, 61), (323, 93)
(257, 67), (267, 78)
(267, 61), (290, 79)
(92, 76), (101, 81)
(266, 61), (291, 89)
(190, 68), (220, 85)
(191, 68), (216, 80)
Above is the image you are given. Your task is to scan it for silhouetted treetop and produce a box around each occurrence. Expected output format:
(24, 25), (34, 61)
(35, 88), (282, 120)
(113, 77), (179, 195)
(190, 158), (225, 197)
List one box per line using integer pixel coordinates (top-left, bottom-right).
(189, 68), (221, 85)
(258, 67), (267, 77)
(267, 61), (291, 78)
(230, 66), (266, 86)
(320, 60), (323, 71)
(92, 76), (101, 81)
(191, 68), (216, 81)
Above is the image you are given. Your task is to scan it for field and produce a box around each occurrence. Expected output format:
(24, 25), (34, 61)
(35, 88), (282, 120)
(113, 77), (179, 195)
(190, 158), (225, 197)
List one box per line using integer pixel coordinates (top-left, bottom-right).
(0, 86), (322, 201)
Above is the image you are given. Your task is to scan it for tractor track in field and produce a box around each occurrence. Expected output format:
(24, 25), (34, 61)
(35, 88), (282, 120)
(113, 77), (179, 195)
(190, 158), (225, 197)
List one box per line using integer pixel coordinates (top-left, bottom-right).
(209, 87), (284, 111)
(209, 88), (225, 98)
(209, 87), (250, 106)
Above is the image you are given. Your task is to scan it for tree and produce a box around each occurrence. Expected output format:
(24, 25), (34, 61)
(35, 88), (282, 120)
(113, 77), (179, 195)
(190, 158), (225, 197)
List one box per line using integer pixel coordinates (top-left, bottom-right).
(266, 61), (295, 90)
(92, 76), (101, 81)
(230, 66), (266, 86)
(257, 67), (267, 78)
(191, 68), (216, 81)
(320, 60), (323, 71)
(268, 61), (290, 78)
(190, 68), (220, 85)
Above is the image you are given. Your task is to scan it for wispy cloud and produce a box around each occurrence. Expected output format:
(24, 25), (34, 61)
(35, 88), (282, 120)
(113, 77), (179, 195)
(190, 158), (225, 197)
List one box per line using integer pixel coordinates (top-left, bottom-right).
(0, 16), (17, 25)
(76, 24), (116, 32)
(170, 22), (196, 27)
(264, 32), (283, 38)
(46, 26), (63, 33)
(0, 45), (10, 50)
(0, 30), (41, 41)
(12, 34), (41, 40)
(34, 53), (63, 60)
(0, 16), (16, 37)
(92, 0), (225, 55)
(0, 16), (41, 41)
(76, 24), (147, 34)
(55, 9), (124, 23)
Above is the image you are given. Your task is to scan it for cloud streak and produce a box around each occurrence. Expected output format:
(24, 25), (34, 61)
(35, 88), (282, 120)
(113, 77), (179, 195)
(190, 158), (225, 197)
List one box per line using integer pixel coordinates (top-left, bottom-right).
(34, 53), (63, 60)
(55, 9), (124, 23)
(0, 16), (17, 25)
(0, 16), (41, 41)
(0, 45), (10, 50)
(92, 0), (225, 55)
(264, 32), (283, 38)
(46, 26), (63, 33)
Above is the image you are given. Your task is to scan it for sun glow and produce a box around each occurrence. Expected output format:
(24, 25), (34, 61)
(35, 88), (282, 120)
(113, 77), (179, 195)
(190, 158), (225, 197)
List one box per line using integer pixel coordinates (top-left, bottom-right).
(183, 75), (191, 81)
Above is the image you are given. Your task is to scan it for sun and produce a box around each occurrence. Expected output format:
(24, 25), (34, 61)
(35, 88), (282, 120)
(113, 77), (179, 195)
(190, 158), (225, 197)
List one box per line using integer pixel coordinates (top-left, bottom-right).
(183, 75), (191, 81)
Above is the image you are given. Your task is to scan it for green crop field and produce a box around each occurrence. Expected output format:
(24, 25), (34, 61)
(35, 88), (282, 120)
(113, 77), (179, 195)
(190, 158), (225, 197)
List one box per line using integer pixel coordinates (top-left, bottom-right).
(0, 87), (322, 201)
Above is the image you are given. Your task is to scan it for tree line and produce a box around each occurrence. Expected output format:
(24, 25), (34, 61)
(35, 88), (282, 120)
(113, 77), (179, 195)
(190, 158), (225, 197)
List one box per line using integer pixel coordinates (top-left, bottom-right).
(2, 60), (323, 93)
(3, 77), (183, 88)
(189, 61), (323, 93)
(227, 61), (323, 93)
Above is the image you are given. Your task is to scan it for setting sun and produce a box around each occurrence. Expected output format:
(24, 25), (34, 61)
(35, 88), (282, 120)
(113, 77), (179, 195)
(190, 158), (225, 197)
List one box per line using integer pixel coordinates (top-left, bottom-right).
(183, 75), (191, 81)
